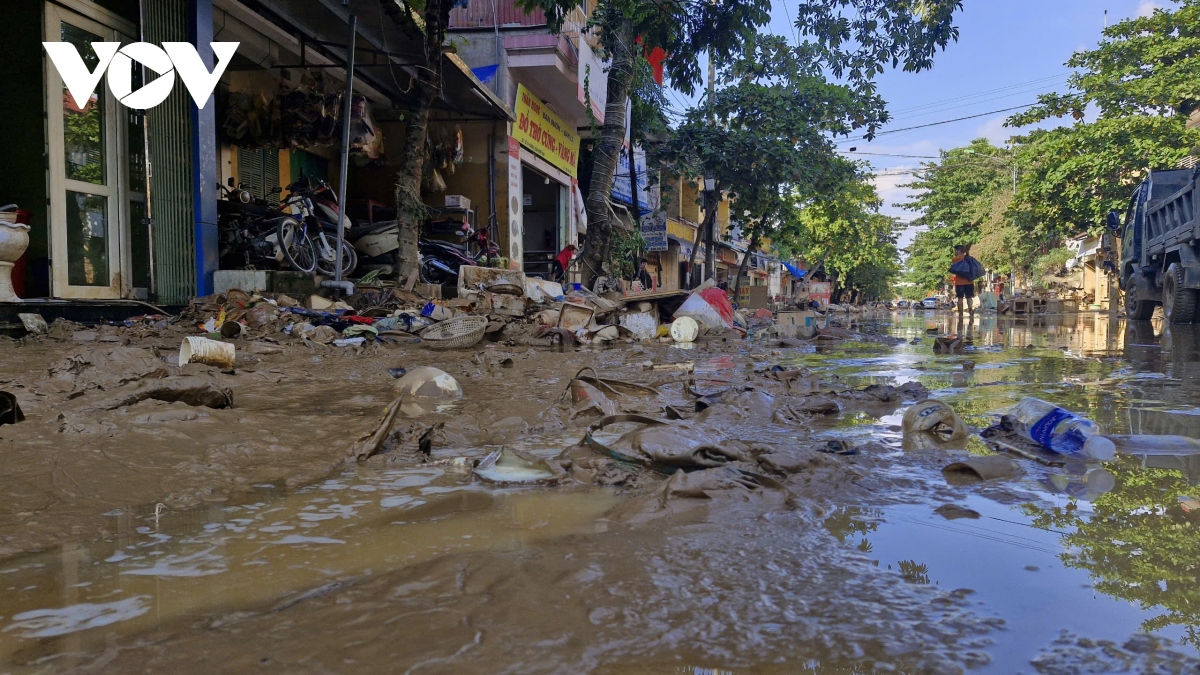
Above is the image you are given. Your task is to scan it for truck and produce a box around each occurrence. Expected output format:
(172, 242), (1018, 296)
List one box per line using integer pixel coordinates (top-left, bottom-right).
(1109, 166), (1200, 323)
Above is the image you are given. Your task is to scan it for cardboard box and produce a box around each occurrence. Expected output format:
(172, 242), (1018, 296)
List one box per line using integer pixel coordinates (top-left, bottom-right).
(445, 195), (471, 210)
(739, 285), (770, 310)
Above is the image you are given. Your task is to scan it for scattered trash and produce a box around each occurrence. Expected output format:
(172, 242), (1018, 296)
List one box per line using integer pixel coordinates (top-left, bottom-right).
(420, 315), (488, 350)
(818, 440), (858, 456)
(933, 335), (967, 354)
(0, 391), (25, 425)
(674, 284), (734, 330)
(942, 455), (1023, 484)
(348, 398), (404, 462)
(473, 447), (566, 485)
(17, 313), (47, 334)
(393, 367), (462, 401)
(934, 504), (981, 520)
(570, 367), (659, 398)
(332, 337), (366, 348)
(1008, 397), (1115, 460)
(569, 378), (618, 418)
(670, 316), (699, 343)
(620, 312), (659, 341)
(902, 399), (969, 441)
(388, 367), (408, 379)
(642, 361), (694, 372)
(178, 336), (236, 369)
(220, 321), (245, 339)
(558, 302), (595, 333)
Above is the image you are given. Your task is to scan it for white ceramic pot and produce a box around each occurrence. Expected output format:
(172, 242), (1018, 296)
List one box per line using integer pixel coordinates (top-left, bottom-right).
(0, 222), (30, 302)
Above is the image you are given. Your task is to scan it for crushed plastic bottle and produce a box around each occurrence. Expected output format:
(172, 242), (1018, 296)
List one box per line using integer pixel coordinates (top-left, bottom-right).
(1009, 397), (1116, 461)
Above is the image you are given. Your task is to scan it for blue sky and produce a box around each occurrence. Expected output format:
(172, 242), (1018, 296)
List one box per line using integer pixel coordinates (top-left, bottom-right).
(665, 0), (1168, 250)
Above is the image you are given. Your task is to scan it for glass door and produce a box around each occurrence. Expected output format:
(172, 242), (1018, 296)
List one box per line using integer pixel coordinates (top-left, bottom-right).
(44, 4), (130, 298)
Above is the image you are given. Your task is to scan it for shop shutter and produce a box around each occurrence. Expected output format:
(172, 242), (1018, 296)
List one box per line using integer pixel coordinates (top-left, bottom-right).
(144, 0), (196, 305)
(236, 148), (280, 206)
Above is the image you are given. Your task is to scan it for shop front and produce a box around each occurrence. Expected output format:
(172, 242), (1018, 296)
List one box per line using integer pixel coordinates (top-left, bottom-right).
(2, 0), (510, 306)
(509, 83), (581, 278)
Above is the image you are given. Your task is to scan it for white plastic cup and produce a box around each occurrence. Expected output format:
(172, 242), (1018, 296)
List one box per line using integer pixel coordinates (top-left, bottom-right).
(670, 316), (699, 343)
(179, 336), (236, 369)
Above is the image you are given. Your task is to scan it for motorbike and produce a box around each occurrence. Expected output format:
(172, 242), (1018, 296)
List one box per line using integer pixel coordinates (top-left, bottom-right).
(216, 181), (317, 274)
(281, 177), (357, 278)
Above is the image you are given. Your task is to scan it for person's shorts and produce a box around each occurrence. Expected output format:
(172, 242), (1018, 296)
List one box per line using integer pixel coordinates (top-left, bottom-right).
(955, 284), (975, 300)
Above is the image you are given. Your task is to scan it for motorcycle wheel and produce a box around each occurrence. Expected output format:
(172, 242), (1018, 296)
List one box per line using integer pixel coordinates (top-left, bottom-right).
(276, 218), (318, 273)
(315, 235), (358, 277)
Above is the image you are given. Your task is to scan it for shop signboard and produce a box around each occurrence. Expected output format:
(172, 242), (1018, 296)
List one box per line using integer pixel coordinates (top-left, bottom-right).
(514, 84), (580, 179)
(808, 281), (832, 307)
(640, 211), (667, 251)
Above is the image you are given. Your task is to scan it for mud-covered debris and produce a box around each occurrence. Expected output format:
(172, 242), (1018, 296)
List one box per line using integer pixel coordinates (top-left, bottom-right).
(0, 391), (25, 425)
(902, 399), (969, 441)
(394, 367), (462, 401)
(49, 347), (168, 391)
(569, 379), (618, 419)
(473, 447), (566, 485)
(348, 397), (404, 461)
(179, 336), (235, 369)
(615, 422), (747, 469)
(943, 455), (1023, 484)
(17, 313), (47, 334)
(100, 376), (233, 410)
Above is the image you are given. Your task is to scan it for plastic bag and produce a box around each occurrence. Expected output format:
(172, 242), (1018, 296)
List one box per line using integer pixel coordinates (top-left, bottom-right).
(949, 255), (985, 281)
(674, 288), (734, 329)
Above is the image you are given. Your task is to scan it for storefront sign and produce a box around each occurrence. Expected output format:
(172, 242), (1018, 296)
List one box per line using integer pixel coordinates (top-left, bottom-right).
(514, 84), (580, 179)
(640, 211), (667, 251)
(507, 137), (524, 268)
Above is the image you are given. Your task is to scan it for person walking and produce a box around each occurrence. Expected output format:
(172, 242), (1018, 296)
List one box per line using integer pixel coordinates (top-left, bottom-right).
(950, 244), (978, 318)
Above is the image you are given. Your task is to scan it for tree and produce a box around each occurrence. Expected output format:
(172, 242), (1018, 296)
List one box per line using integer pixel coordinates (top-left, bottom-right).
(1005, 0), (1200, 236)
(521, 0), (964, 285)
(781, 176), (903, 298)
(898, 139), (1013, 292)
(386, 0), (460, 281)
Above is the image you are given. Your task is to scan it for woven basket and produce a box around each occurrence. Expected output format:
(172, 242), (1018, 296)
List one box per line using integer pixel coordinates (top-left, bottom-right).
(420, 315), (489, 350)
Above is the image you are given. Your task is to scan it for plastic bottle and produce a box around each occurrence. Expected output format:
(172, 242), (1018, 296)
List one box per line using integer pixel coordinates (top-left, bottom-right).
(1104, 435), (1200, 455)
(1009, 397), (1116, 461)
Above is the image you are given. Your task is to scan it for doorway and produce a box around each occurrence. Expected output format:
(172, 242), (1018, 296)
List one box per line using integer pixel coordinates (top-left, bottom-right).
(44, 2), (140, 298)
(521, 166), (566, 278)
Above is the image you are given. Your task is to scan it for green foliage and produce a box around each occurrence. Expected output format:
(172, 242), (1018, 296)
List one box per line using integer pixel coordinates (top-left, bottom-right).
(1031, 246), (1074, 280)
(784, 177), (902, 298)
(1005, 0), (1200, 237)
(608, 228), (646, 281)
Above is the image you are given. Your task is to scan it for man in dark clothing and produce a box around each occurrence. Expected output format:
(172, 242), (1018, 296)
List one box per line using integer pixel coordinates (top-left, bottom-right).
(637, 260), (654, 290)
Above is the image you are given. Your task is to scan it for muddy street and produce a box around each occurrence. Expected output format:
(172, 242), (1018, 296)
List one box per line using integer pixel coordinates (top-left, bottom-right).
(2, 311), (1200, 673)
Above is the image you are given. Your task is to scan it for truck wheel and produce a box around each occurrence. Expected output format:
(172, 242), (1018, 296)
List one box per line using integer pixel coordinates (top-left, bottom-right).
(1163, 263), (1198, 324)
(1125, 283), (1157, 321)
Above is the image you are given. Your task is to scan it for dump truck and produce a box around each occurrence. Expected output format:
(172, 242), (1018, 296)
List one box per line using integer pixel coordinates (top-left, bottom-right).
(1109, 167), (1200, 323)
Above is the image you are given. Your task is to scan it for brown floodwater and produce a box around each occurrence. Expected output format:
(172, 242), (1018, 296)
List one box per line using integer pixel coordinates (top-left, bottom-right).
(3, 311), (1200, 673)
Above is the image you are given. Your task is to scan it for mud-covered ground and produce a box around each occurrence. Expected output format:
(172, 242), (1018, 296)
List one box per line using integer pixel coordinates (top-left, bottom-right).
(2, 311), (1200, 673)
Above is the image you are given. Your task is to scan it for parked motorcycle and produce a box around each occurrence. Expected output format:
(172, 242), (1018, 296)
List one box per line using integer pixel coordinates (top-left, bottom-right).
(217, 181), (317, 274)
(281, 177), (357, 278)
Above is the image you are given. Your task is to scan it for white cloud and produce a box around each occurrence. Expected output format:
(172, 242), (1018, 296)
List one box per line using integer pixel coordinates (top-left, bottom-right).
(975, 115), (1015, 146)
(1136, 0), (1162, 17)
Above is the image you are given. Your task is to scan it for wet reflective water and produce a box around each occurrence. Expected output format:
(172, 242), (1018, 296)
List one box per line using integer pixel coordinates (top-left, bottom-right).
(5, 311), (1200, 673)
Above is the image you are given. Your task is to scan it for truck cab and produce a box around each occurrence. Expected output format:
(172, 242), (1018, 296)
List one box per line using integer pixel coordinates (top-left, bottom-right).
(1111, 168), (1200, 323)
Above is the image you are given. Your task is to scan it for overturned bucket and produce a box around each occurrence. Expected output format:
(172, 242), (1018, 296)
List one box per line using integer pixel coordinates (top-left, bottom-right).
(179, 336), (236, 369)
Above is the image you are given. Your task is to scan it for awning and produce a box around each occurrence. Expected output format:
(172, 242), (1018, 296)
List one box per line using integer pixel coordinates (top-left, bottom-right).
(782, 262), (806, 278)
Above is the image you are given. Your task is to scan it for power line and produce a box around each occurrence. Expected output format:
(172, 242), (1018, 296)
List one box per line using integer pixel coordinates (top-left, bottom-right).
(888, 72), (1067, 116)
(889, 80), (1065, 122)
(847, 151), (942, 159)
(835, 102), (1037, 144)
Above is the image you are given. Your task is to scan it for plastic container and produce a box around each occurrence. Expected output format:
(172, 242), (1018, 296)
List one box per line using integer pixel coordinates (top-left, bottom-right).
(1104, 435), (1200, 455)
(669, 316), (699, 343)
(179, 336), (236, 369)
(1009, 397), (1116, 460)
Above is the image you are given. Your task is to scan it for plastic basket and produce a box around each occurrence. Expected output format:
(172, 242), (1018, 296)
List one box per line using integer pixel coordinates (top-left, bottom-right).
(420, 315), (489, 350)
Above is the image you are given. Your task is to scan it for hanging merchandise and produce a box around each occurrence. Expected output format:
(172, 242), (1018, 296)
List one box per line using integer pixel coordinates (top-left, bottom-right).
(452, 125), (464, 166)
(348, 94), (384, 161)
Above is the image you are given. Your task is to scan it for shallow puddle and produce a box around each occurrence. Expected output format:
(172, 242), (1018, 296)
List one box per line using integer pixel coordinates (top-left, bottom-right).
(4, 310), (1200, 672)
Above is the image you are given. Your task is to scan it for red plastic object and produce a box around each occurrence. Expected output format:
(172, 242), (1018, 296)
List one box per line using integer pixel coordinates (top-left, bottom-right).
(698, 287), (735, 327)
